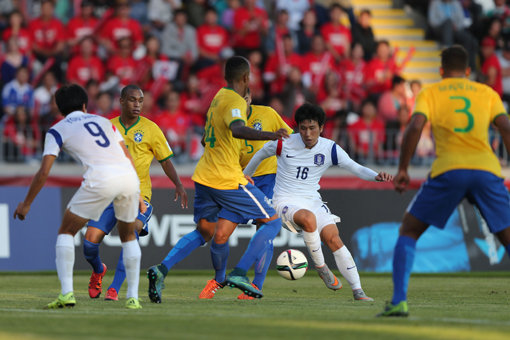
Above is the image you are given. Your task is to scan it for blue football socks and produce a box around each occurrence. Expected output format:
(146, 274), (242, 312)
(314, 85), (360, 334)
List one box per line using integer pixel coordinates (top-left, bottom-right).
(252, 241), (273, 289)
(391, 235), (417, 305)
(506, 243), (510, 258)
(211, 241), (229, 283)
(236, 218), (281, 272)
(108, 250), (126, 293)
(83, 240), (103, 274)
(161, 229), (206, 276)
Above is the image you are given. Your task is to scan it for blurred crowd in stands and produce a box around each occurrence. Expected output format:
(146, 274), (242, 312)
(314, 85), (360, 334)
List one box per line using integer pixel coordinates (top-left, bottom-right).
(0, 0), (508, 165)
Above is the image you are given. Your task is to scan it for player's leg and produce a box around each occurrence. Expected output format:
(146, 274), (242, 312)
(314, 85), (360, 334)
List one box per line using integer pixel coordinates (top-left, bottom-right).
(199, 218), (238, 299)
(107, 201), (152, 301)
(223, 183), (282, 298)
(83, 204), (116, 299)
(293, 209), (325, 267)
(320, 224), (373, 300)
(116, 219), (142, 309)
(251, 174), (276, 291)
(46, 209), (90, 309)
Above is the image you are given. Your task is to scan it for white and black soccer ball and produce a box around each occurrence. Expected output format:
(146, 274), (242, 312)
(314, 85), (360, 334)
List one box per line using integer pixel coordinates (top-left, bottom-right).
(276, 249), (308, 280)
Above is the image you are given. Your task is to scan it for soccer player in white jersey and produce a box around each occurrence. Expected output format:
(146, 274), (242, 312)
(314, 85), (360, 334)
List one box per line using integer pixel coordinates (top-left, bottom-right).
(13, 84), (144, 309)
(244, 103), (393, 301)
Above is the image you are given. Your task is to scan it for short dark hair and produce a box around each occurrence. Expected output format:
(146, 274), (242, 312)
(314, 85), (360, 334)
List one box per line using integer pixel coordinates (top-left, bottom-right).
(392, 75), (406, 88)
(55, 84), (88, 116)
(441, 45), (468, 72)
(294, 103), (325, 127)
(224, 56), (250, 83)
(121, 84), (142, 98)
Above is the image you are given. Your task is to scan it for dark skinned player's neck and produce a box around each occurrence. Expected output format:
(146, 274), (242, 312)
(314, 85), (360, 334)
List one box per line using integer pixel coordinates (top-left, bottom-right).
(120, 114), (139, 128)
(226, 82), (245, 97)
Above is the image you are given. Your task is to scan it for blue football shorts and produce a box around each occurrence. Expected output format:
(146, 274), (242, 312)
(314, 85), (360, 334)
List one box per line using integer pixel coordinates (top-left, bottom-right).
(88, 200), (153, 236)
(218, 174), (276, 224)
(193, 181), (276, 224)
(409, 169), (510, 233)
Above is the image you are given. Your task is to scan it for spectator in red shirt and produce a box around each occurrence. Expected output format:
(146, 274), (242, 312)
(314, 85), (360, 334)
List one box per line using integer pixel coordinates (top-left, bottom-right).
(318, 72), (345, 139)
(280, 66), (315, 126)
(99, 0), (144, 55)
(2, 106), (40, 162)
(2, 10), (31, 55)
(302, 34), (335, 93)
(481, 36), (503, 97)
(348, 99), (385, 163)
(338, 43), (366, 111)
(106, 37), (137, 87)
(181, 73), (206, 127)
(232, 0), (269, 55)
(66, 0), (99, 55)
(364, 40), (398, 96)
(248, 50), (264, 103)
(320, 4), (351, 62)
(264, 34), (304, 95)
(67, 37), (105, 87)
(377, 75), (408, 125)
(137, 35), (180, 90)
(196, 7), (229, 69)
(156, 90), (191, 156)
(28, 0), (66, 80)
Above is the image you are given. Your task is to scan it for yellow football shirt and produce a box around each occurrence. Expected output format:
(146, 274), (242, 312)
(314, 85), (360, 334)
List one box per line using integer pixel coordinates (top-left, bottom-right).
(413, 77), (507, 178)
(240, 105), (293, 177)
(192, 87), (248, 190)
(112, 116), (173, 201)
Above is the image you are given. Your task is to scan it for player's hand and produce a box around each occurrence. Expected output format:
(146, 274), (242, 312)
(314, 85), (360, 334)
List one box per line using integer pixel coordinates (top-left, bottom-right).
(139, 196), (147, 214)
(13, 202), (30, 220)
(273, 129), (290, 140)
(175, 184), (188, 209)
(394, 170), (410, 194)
(375, 172), (393, 182)
(245, 175), (254, 185)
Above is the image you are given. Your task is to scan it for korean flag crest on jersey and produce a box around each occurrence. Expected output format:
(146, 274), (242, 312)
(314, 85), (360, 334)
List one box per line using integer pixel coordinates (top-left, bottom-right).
(134, 130), (144, 143)
(314, 153), (325, 166)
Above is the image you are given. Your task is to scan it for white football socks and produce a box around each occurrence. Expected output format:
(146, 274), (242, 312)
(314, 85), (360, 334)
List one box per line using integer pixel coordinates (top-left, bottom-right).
(333, 246), (361, 290)
(55, 234), (75, 295)
(302, 230), (325, 267)
(122, 239), (141, 299)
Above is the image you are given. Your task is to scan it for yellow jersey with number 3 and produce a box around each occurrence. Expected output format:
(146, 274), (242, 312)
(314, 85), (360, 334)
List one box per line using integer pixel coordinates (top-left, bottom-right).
(192, 87), (248, 189)
(111, 116), (173, 202)
(413, 77), (507, 178)
(240, 105), (293, 177)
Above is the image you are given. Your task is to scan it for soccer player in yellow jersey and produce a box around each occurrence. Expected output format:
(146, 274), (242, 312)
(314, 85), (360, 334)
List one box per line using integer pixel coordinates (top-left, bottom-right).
(84, 85), (188, 301)
(379, 46), (510, 317)
(199, 91), (294, 299)
(147, 56), (290, 302)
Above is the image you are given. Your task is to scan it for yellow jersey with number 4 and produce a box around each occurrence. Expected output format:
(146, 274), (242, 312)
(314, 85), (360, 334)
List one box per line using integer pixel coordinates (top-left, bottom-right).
(413, 77), (507, 178)
(192, 87), (248, 190)
(111, 116), (173, 202)
(240, 105), (293, 177)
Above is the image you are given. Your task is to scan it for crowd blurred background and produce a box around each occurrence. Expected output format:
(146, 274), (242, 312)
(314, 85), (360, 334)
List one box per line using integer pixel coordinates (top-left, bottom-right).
(0, 0), (509, 166)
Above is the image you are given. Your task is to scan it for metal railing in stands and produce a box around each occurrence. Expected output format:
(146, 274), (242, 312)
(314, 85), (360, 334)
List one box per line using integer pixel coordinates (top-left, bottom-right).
(0, 125), (508, 167)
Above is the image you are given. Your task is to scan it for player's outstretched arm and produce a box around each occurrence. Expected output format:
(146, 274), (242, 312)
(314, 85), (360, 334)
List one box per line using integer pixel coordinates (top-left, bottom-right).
(230, 120), (290, 141)
(13, 155), (56, 220)
(243, 141), (278, 176)
(160, 158), (188, 209)
(494, 114), (510, 156)
(394, 114), (427, 193)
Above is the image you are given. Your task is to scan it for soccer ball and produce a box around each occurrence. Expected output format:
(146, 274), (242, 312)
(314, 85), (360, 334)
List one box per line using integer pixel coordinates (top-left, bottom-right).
(276, 249), (308, 280)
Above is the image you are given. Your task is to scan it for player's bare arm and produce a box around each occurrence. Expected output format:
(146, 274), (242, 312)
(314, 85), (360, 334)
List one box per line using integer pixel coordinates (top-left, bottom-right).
(13, 154), (57, 220)
(394, 114), (427, 194)
(160, 158), (188, 209)
(230, 120), (290, 141)
(494, 114), (510, 154)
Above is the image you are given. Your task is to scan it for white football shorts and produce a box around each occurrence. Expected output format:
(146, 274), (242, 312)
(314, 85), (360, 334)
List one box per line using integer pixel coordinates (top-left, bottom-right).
(67, 172), (140, 222)
(272, 196), (341, 233)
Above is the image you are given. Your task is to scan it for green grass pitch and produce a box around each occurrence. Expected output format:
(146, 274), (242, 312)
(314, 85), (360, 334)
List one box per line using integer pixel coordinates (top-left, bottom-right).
(0, 271), (509, 340)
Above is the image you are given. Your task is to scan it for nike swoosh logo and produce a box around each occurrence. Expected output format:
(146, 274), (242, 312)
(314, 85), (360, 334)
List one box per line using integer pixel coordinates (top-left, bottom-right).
(312, 248), (320, 252)
(286, 154), (296, 158)
(347, 266), (356, 270)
